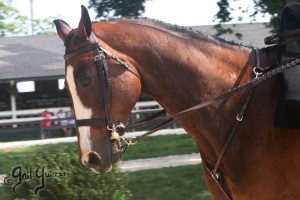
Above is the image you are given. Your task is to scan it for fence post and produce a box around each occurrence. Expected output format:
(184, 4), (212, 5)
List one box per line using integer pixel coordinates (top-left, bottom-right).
(40, 120), (44, 139)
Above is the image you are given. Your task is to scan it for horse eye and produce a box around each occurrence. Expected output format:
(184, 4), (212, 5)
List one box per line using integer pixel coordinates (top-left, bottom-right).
(80, 77), (92, 87)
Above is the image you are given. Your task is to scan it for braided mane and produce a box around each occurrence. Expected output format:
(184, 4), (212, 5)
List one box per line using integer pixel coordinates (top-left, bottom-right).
(92, 17), (245, 47)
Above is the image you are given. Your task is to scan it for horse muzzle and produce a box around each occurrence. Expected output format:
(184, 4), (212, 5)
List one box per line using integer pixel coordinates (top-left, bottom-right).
(81, 145), (123, 173)
(81, 151), (110, 174)
(80, 134), (123, 174)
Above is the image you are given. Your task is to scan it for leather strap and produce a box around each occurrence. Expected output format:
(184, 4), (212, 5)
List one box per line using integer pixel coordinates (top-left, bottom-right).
(202, 160), (232, 200)
(264, 28), (300, 45)
(93, 45), (114, 127)
(198, 49), (258, 200)
(125, 54), (300, 141)
(64, 43), (100, 60)
(76, 118), (110, 127)
(99, 46), (141, 79)
(206, 87), (255, 200)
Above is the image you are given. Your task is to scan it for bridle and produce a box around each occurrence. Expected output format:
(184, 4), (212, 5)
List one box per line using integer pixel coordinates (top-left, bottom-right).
(64, 34), (141, 142)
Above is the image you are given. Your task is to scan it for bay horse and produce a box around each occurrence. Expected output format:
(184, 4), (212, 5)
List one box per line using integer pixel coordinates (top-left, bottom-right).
(54, 5), (300, 200)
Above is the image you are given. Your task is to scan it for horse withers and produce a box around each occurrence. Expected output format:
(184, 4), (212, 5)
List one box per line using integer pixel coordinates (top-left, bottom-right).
(54, 5), (300, 200)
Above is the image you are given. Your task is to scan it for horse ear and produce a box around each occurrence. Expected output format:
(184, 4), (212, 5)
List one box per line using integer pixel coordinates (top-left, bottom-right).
(77, 5), (92, 39)
(53, 19), (72, 42)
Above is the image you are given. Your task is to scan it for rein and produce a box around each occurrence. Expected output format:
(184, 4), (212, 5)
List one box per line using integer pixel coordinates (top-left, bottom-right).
(124, 54), (300, 141)
(123, 28), (300, 146)
(264, 28), (300, 45)
(122, 48), (300, 200)
(64, 30), (300, 200)
(64, 35), (300, 150)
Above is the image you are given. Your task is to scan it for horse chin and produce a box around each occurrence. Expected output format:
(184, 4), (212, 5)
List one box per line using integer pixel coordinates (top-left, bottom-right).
(110, 139), (123, 164)
(90, 165), (112, 174)
(90, 141), (123, 174)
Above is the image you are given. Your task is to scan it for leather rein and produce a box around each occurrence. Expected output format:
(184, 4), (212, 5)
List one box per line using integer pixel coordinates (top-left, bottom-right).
(63, 31), (300, 148)
(64, 29), (300, 200)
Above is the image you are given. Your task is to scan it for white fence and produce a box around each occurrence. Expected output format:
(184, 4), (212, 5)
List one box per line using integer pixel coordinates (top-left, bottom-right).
(0, 101), (161, 124)
(0, 101), (166, 136)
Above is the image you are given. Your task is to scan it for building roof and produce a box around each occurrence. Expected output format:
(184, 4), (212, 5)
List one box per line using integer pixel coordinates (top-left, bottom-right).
(0, 35), (65, 82)
(0, 23), (271, 82)
(191, 23), (271, 48)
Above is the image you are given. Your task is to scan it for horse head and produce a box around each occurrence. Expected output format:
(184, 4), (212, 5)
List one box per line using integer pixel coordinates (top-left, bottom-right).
(54, 5), (142, 173)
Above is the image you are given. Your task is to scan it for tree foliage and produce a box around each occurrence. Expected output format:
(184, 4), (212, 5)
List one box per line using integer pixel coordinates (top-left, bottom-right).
(32, 17), (57, 35)
(88, 0), (287, 39)
(0, 0), (26, 36)
(0, 0), (57, 37)
(253, 0), (285, 32)
(88, 0), (148, 18)
(214, 0), (287, 38)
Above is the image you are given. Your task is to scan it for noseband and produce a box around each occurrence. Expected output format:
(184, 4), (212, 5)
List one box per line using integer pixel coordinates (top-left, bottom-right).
(64, 38), (140, 139)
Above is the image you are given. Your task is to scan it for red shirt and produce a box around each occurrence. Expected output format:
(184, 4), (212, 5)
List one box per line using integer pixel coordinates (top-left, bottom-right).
(43, 113), (52, 127)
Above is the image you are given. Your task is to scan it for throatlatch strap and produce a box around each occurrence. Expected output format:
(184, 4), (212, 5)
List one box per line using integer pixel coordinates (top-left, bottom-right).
(76, 118), (108, 127)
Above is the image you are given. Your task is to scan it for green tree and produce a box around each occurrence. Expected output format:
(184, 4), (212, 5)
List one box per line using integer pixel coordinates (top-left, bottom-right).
(32, 17), (58, 35)
(88, 0), (148, 18)
(0, 0), (57, 36)
(214, 0), (287, 38)
(0, 0), (27, 36)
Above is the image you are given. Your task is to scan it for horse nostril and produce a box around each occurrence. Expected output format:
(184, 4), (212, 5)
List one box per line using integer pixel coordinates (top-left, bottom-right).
(83, 151), (101, 168)
(88, 152), (101, 164)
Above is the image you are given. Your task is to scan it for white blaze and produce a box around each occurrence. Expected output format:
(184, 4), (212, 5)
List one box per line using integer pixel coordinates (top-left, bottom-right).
(66, 65), (93, 159)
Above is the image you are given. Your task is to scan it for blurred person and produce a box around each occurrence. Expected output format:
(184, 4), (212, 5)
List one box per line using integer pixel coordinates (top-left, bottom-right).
(66, 107), (75, 136)
(57, 109), (69, 137)
(42, 110), (52, 139)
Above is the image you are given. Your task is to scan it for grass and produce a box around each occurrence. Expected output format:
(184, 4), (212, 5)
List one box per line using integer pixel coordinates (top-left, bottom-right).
(123, 134), (199, 160)
(0, 165), (212, 200)
(127, 165), (212, 200)
(0, 134), (199, 174)
(0, 134), (212, 199)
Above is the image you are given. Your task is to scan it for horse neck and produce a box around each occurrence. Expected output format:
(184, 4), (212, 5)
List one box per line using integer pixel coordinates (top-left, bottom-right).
(95, 21), (255, 157)
(140, 41), (255, 159)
